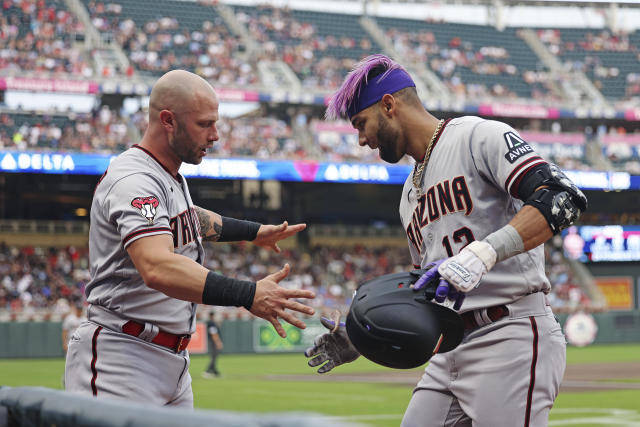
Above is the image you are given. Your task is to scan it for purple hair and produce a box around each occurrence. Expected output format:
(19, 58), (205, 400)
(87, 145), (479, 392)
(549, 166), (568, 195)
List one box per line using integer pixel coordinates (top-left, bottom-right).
(325, 54), (406, 120)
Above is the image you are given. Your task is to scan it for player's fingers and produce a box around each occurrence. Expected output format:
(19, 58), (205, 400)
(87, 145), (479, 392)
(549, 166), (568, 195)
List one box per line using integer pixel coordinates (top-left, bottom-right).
(320, 316), (335, 330)
(320, 316), (345, 333)
(282, 288), (316, 300)
(447, 284), (459, 300)
(276, 309), (307, 330)
(268, 316), (286, 338)
(304, 345), (321, 358)
(414, 266), (439, 290)
(273, 243), (281, 253)
(434, 279), (449, 303)
(285, 223), (306, 233)
(317, 360), (336, 374)
(283, 299), (315, 315)
(320, 316), (337, 331)
(453, 293), (465, 310)
(269, 263), (290, 282)
(314, 333), (331, 347)
(307, 353), (328, 367)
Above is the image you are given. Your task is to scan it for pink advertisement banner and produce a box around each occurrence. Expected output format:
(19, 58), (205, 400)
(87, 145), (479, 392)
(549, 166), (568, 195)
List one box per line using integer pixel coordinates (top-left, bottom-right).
(216, 88), (259, 102)
(520, 131), (584, 144)
(624, 109), (640, 121)
(312, 121), (357, 133)
(478, 103), (560, 119)
(0, 77), (99, 94)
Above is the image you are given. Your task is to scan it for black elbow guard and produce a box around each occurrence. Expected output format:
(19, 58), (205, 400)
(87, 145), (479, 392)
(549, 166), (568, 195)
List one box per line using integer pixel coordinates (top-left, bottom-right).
(518, 163), (588, 234)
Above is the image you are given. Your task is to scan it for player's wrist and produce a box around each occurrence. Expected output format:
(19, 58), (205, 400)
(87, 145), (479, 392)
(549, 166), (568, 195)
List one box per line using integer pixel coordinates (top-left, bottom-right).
(482, 224), (524, 264)
(464, 241), (497, 271)
(202, 271), (256, 310)
(219, 216), (261, 242)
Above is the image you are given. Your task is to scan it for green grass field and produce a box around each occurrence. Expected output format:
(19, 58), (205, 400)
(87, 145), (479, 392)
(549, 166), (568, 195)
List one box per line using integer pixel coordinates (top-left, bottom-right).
(1, 344), (639, 426)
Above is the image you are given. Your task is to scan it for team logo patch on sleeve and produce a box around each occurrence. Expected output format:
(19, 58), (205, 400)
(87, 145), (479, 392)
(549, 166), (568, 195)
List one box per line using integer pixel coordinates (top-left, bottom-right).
(131, 196), (159, 225)
(503, 132), (534, 164)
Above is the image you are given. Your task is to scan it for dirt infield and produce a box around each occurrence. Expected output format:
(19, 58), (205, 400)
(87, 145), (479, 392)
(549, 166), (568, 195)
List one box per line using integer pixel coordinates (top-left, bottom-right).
(269, 361), (640, 392)
(562, 361), (640, 392)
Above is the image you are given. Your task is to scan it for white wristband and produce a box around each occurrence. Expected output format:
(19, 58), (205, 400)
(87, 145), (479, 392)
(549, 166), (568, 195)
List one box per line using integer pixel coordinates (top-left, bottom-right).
(464, 241), (497, 271)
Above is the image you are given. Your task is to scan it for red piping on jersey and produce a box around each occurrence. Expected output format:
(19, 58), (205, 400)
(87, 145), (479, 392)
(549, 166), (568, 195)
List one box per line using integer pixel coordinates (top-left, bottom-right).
(524, 316), (539, 427)
(418, 118), (452, 161)
(90, 325), (103, 396)
(94, 170), (108, 195)
(504, 156), (545, 197)
(132, 144), (181, 182)
(508, 162), (543, 199)
(123, 227), (172, 246)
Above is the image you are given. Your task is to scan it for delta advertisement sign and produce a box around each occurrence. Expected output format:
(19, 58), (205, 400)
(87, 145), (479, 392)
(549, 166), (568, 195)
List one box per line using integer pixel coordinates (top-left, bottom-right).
(0, 151), (636, 189)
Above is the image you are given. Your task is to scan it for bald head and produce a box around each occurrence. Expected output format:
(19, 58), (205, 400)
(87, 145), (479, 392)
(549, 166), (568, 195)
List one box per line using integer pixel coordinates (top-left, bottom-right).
(140, 70), (220, 170)
(149, 70), (217, 117)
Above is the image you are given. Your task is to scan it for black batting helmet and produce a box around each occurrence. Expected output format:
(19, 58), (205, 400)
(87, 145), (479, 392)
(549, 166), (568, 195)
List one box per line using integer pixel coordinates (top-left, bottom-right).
(345, 270), (464, 369)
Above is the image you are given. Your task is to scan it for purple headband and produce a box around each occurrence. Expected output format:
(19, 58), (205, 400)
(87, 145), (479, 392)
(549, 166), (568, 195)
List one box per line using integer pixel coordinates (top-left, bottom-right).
(345, 68), (415, 119)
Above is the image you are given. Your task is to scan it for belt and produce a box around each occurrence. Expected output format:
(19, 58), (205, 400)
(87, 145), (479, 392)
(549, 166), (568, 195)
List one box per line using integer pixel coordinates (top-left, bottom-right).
(122, 320), (191, 353)
(461, 305), (508, 331)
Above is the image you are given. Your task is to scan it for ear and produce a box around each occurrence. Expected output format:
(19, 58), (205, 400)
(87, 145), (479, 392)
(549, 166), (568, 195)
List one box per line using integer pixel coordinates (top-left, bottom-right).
(381, 94), (395, 117)
(159, 110), (176, 132)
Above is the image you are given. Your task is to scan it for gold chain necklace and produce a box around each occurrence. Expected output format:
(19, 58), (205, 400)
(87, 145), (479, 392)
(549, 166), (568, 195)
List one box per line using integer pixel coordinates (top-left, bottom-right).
(412, 119), (444, 197)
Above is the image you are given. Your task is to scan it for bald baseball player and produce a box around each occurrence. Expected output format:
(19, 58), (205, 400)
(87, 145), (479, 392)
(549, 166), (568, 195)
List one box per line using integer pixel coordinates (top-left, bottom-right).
(65, 70), (315, 407)
(304, 55), (587, 427)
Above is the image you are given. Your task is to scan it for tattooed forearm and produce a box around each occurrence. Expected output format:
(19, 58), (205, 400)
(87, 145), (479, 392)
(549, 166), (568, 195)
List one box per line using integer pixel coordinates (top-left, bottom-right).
(195, 206), (222, 241)
(212, 222), (222, 241)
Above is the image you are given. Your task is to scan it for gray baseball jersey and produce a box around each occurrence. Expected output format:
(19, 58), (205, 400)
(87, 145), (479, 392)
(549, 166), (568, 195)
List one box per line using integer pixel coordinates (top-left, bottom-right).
(398, 117), (566, 427)
(399, 116), (550, 312)
(86, 144), (203, 334)
(65, 144), (203, 406)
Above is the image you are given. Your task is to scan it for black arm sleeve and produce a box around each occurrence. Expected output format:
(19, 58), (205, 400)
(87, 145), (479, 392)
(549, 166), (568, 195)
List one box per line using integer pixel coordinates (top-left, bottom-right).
(202, 271), (256, 310)
(218, 216), (261, 242)
(516, 163), (549, 201)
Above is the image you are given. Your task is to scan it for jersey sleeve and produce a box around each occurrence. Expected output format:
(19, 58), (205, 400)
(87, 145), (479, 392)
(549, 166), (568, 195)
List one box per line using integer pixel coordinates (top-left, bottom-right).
(470, 120), (548, 198)
(103, 173), (173, 248)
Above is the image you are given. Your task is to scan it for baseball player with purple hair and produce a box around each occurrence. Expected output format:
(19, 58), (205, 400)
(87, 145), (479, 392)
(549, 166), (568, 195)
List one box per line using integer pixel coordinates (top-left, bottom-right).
(65, 70), (316, 407)
(304, 55), (587, 426)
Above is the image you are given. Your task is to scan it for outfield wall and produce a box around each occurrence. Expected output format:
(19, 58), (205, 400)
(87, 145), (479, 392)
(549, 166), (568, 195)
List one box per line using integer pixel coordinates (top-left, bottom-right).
(1, 312), (640, 358)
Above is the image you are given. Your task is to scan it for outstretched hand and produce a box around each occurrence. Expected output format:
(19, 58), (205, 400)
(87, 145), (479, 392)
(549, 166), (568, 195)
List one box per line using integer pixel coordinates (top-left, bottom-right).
(251, 263), (316, 338)
(253, 221), (306, 253)
(304, 313), (360, 374)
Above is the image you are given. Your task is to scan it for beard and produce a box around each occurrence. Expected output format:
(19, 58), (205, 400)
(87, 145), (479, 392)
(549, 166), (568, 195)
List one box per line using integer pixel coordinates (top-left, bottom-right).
(170, 120), (203, 165)
(376, 112), (402, 164)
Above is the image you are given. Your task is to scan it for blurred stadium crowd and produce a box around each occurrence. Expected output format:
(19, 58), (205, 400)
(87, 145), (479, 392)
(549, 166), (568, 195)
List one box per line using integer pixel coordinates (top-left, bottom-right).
(0, 0), (639, 172)
(4, 0), (638, 100)
(0, 0), (638, 322)
(0, 241), (596, 322)
(2, 107), (640, 172)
